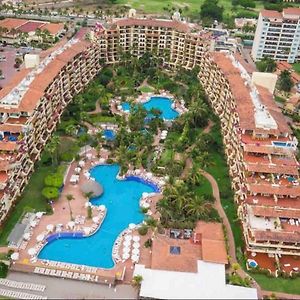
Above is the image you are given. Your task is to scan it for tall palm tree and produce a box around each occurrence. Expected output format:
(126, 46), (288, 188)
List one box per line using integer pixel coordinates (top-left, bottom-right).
(66, 194), (74, 220)
(186, 195), (212, 219)
(45, 135), (60, 166)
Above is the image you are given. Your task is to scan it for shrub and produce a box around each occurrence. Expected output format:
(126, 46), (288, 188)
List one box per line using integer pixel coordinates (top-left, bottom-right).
(44, 173), (63, 188)
(144, 239), (152, 248)
(138, 225), (148, 236)
(42, 187), (59, 201)
(0, 262), (8, 278)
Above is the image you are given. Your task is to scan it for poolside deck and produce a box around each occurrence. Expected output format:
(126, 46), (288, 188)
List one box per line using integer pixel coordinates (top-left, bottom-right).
(13, 148), (163, 285)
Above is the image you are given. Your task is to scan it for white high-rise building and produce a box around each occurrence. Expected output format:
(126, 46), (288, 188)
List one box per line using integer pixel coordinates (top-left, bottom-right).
(252, 8), (300, 63)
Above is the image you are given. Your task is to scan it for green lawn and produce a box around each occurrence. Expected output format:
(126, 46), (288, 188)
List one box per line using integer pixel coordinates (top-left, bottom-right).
(87, 114), (117, 124)
(252, 273), (300, 295)
(116, 0), (264, 17)
(292, 63), (300, 75)
(0, 164), (55, 245)
(138, 85), (155, 93)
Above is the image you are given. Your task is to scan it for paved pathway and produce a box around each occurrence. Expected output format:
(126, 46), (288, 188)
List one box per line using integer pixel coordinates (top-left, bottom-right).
(6, 271), (137, 299)
(199, 168), (263, 298)
(87, 100), (102, 115)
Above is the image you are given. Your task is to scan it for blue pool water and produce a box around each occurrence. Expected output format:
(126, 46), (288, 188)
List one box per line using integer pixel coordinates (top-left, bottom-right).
(272, 141), (292, 148)
(248, 260), (258, 268)
(121, 96), (179, 120)
(38, 164), (156, 268)
(103, 129), (116, 141)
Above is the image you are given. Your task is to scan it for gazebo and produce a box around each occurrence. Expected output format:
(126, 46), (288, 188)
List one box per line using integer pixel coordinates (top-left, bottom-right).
(80, 180), (103, 198)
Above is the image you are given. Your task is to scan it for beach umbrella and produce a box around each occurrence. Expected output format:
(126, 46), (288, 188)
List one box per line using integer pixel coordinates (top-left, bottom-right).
(132, 248), (140, 255)
(56, 226), (62, 232)
(123, 240), (131, 247)
(135, 169), (141, 175)
(99, 205), (105, 211)
(11, 252), (19, 261)
(99, 158), (105, 164)
(92, 217), (100, 224)
(80, 180), (103, 198)
(122, 252), (130, 260)
(141, 202), (150, 209)
(129, 223), (136, 230)
(123, 246), (131, 254)
(36, 234), (45, 242)
(30, 221), (37, 228)
(83, 227), (91, 235)
(133, 242), (140, 249)
(124, 235), (132, 241)
(67, 221), (75, 229)
(86, 153), (93, 160)
(85, 202), (91, 208)
(28, 248), (37, 256)
(23, 232), (31, 240)
(131, 254), (139, 262)
(142, 192), (149, 198)
(46, 224), (54, 232)
(133, 236), (140, 242)
(79, 161), (85, 167)
(36, 212), (44, 218)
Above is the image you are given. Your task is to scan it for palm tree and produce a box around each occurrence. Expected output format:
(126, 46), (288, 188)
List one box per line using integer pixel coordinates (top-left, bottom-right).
(145, 217), (158, 237)
(66, 194), (74, 220)
(45, 135), (60, 166)
(185, 195), (212, 219)
(131, 275), (143, 290)
(187, 169), (203, 187)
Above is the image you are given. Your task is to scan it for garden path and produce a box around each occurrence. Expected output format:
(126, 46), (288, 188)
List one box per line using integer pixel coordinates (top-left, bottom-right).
(199, 168), (263, 298)
(87, 100), (102, 115)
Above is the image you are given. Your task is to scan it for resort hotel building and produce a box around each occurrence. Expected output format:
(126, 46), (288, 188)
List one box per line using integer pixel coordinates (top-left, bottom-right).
(0, 11), (299, 273)
(251, 8), (300, 63)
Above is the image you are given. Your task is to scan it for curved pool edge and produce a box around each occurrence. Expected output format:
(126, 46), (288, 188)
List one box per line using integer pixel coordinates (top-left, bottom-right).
(37, 164), (162, 270)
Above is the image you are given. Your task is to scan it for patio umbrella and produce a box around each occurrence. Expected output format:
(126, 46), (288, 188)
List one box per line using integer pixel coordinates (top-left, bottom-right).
(123, 246), (131, 254)
(67, 221), (75, 229)
(30, 221), (37, 228)
(124, 235), (132, 241)
(142, 192), (149, 198)
(36, 234), (45, 242)
(123, 240), (131, 247)
(80, 180), (103, 198)
(129, 223), (136, 230)
(83, 227), (91, 235)
(79, 161), (85, 167)
(133, 236), (140, 242)
(131, 254), (139, 262)
(99, 158), (105, 164)
(85, 202), (91, 208)
(11, 252), (19, 261)
(133, 242), (140, 249)
(23, 232), (31, 240)
(92, 217), (100, 223)
(56, 226), (62, 232)
(122, 252), (130, 260)
(46, 224), (54, 232)
(28, 248), (37, 256)
(36, 212), (44, 218)
(132, 248), (140, 255)
(135, 169), (141, 175)
(99, 205), (106, 211)
(141, 202), (150, 209)
(86, 153), (93, 160)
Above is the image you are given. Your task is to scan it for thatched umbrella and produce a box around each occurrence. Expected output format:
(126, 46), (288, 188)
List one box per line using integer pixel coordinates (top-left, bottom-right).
(81, 180), (103, 198)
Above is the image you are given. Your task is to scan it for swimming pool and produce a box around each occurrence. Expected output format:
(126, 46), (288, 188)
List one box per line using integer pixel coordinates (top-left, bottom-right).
(103, 129), (116, 141)
(121, 96), (179, 120)
(272, 141), (293, 148)
(38, 164), (157, 268)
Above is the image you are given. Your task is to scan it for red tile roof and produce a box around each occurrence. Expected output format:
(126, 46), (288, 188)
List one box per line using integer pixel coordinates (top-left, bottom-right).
(40, 23), (64, 35)
(252, 205), (300, 219)
(254, 230), (300, 243)
(115, 18), (191, 33)
(261, 10), (282, 19)
(248, 183), (300, 197)
(18, 21), (45, 33)
(283, 8), (300, 17)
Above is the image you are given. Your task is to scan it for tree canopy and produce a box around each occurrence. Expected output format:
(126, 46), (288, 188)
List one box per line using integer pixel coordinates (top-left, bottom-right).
(256, 57), (277, 73)
(200, 0), (224, 25)
(42, 187), (59, 200)
(278, 70), (293, 92)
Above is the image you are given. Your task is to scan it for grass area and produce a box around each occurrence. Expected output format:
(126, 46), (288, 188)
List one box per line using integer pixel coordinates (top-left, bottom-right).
(292, 63), (300, 75)
(116, 0), (264, 17)
(205, 124), (244, 251)
(252, 273), (300, 295)
(275, 95), (286, 104)
(160, 149), (174, 164)
(87, 114), (117, 124)
(138, 85), (155, 93)
(0, 164), (55, 245)
(195, 175), (212, 197)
